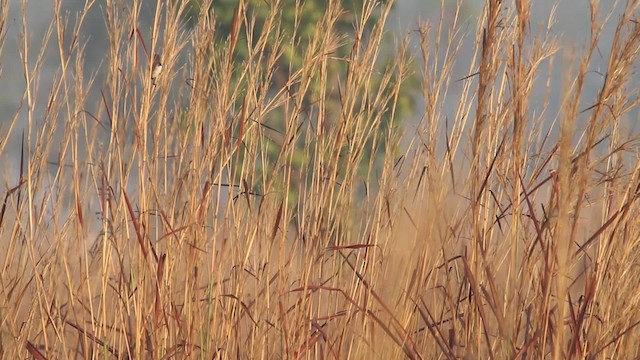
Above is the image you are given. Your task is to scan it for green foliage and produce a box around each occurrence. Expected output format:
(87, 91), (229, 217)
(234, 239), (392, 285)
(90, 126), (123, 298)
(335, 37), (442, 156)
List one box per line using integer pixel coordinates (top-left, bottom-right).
(184, 0), (416, 201)
(186, 1), (380, 60)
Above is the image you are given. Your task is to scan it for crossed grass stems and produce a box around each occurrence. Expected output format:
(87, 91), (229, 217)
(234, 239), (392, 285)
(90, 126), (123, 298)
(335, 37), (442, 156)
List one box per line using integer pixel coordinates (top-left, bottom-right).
(1, 0), (640, 358)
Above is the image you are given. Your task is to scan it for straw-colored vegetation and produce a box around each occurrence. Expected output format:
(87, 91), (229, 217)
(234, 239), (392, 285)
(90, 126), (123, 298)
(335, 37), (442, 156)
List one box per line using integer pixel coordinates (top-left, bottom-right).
(1, 0), (640, 358)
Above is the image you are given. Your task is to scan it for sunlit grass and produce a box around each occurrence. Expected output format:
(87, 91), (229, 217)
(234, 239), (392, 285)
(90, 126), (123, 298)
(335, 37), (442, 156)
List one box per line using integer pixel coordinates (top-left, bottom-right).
(1, 0), (640, 358)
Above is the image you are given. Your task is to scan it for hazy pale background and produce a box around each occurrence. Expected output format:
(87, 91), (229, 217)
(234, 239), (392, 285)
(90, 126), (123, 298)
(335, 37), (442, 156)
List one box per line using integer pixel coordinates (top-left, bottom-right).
(0, 0), (633, 177)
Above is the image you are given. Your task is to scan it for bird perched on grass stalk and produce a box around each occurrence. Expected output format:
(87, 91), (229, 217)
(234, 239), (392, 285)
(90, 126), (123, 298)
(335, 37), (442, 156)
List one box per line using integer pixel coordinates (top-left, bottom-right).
(151, 54), (162, 86)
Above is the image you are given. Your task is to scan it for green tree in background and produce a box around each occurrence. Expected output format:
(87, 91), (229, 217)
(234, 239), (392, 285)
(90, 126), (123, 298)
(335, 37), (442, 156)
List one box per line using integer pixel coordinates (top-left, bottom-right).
(185, 0), (385, 67)
(184, 0), (416, 201)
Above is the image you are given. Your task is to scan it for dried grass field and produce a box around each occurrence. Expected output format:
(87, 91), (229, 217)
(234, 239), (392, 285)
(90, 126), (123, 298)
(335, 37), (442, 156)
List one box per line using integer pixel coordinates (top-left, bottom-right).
(1, 0), (640, 358)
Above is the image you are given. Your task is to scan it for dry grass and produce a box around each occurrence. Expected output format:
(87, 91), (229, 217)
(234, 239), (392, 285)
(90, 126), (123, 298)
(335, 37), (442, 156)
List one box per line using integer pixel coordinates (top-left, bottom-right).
(1, 0), (640, 358)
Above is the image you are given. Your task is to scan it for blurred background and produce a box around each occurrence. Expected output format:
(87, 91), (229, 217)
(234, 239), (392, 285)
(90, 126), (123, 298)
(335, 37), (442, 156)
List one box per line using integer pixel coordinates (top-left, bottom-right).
(0, 0), (634, 174)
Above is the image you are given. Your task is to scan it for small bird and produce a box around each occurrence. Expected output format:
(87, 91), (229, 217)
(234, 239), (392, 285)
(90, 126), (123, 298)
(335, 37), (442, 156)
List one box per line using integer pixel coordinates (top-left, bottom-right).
(151, 54), (162, 85)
